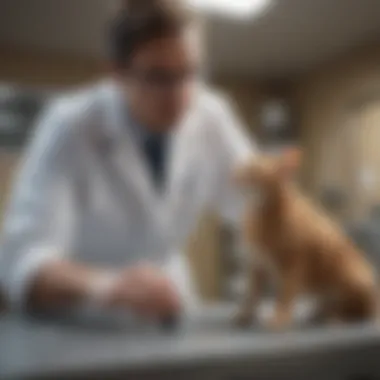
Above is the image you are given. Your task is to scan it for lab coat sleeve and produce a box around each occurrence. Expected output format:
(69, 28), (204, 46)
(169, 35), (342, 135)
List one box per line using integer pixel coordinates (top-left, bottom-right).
(0, 100), (79, 310)
(212, 96), (258, 226)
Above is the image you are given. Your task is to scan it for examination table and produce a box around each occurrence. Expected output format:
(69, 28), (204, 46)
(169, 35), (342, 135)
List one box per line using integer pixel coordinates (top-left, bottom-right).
(0, 303), (379, 380)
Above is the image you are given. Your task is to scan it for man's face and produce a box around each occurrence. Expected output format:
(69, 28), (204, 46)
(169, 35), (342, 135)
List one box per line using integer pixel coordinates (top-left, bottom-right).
(120, 29), (201, 132)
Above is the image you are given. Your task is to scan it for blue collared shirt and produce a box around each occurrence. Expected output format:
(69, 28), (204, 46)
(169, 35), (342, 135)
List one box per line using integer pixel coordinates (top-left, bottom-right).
(127, 111), (170, 191)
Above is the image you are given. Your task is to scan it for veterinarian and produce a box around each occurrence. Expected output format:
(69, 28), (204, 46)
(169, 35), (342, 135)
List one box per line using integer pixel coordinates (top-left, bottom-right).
(0, 0), (254, 319)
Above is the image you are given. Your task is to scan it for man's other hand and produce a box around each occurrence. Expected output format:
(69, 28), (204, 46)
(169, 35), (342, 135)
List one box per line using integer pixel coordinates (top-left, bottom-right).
(104, 264), (182, 319)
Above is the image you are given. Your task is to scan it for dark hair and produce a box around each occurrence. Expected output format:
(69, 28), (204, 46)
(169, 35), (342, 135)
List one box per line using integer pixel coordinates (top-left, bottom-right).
(109, 0), (196, 68)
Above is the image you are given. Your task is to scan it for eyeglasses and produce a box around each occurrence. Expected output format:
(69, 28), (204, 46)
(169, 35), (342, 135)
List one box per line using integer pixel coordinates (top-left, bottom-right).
(128, 67), (199, 90)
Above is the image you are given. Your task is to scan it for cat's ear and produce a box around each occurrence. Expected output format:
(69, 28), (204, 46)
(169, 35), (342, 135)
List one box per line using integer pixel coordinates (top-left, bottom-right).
(279, 147), (302, 179)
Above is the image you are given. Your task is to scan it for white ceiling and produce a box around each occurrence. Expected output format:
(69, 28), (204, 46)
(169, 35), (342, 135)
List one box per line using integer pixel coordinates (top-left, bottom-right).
(208, 0), (380, 78)
(1, 0), (380, 80)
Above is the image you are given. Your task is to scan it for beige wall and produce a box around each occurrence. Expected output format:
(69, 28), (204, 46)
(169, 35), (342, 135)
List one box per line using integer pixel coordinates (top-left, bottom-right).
(294, 45), (380, 212)
(0, 46), (105, 86)
(0, 152), (19, 216)
(213, 78), (266, 133)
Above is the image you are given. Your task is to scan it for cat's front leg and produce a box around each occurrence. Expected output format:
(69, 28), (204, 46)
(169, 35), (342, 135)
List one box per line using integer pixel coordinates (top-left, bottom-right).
(266, 264), (302, 331)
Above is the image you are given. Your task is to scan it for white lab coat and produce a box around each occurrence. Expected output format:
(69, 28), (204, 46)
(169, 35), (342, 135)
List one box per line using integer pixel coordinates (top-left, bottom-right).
(0, 80), (254, 310)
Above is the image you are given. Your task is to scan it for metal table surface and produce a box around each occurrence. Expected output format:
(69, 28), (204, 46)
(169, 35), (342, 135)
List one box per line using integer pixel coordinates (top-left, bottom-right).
(1, 303), (380, 380)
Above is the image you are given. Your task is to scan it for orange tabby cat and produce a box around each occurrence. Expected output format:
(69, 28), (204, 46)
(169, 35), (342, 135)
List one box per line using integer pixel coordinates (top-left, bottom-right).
(234, 148), (378, 330)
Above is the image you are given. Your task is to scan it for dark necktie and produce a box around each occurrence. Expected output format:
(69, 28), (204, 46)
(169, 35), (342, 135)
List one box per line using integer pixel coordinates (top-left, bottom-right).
(143, 135), (167, 190)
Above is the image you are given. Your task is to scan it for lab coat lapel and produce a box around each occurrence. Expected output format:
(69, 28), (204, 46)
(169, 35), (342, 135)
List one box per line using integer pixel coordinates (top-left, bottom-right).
(165, 88), (203, 209)
(101, 82), (162, 227)
(163, 110), (200, 242)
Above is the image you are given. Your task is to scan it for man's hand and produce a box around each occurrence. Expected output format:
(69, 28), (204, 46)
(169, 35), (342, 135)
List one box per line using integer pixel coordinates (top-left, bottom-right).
(104, 264), (182, 319)
(26, 260), (181, 320)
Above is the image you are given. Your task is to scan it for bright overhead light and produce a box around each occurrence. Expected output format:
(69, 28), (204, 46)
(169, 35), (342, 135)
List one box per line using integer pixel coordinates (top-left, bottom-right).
(189, 0), (272, 19)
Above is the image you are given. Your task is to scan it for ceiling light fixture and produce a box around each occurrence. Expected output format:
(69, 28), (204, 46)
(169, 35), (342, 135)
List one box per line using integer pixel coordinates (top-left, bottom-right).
(189, 0), (273, 19)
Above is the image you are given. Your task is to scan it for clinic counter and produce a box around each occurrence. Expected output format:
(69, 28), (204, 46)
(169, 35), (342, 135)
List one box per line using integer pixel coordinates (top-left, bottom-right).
(1, 304), (380, 380)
